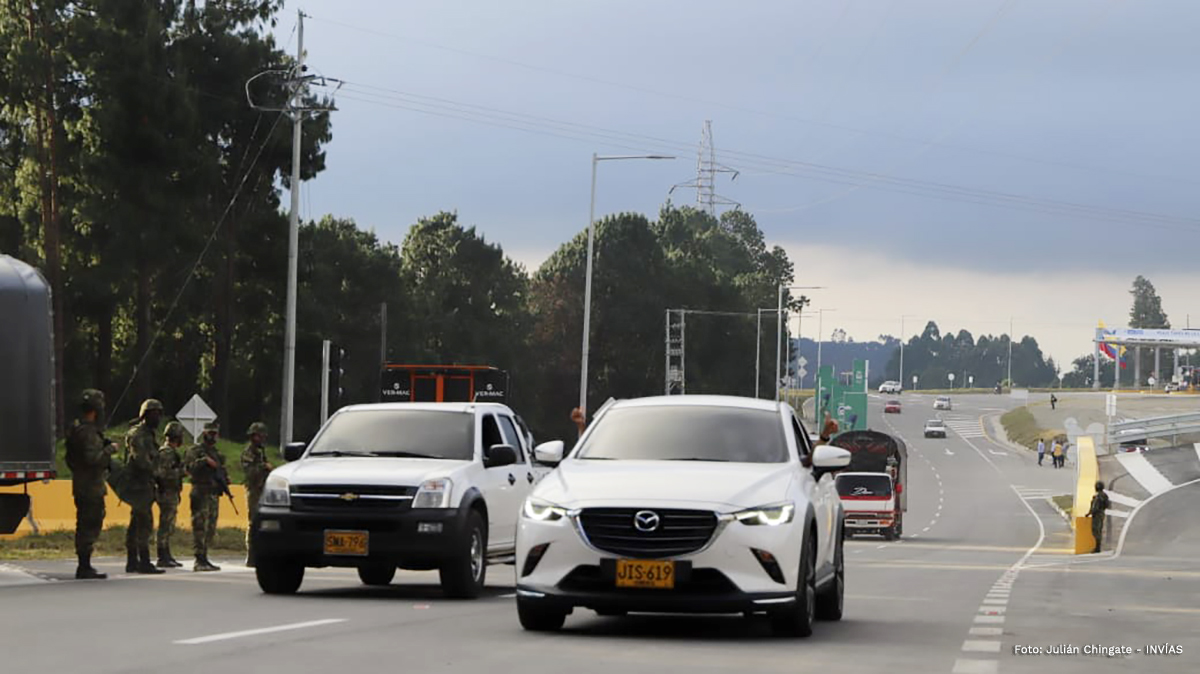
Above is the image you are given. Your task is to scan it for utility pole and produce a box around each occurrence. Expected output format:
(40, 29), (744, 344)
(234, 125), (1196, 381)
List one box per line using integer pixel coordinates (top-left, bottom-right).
(1007, 316), (1014, 390)
(320, 339), (330, 425)
(247, 11), (337, 444)
(379, 302), (387, 402)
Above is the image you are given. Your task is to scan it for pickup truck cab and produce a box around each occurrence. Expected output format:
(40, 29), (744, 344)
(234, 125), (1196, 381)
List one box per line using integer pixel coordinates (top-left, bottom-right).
(252, 402), (552, 597)
(835, 472), (901, 540)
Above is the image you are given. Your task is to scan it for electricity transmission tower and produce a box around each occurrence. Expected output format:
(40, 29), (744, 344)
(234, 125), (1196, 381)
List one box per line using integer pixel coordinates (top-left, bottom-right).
(670, 120), (740, 215)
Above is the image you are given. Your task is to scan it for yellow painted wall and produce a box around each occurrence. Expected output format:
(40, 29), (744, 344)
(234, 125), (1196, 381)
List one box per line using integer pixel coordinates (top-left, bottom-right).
(0, 481), (251, 538)
(1072, 437), (1098, 554)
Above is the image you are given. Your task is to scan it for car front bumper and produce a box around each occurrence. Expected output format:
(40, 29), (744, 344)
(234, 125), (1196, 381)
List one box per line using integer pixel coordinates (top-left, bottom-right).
(252, 505), (465, 568)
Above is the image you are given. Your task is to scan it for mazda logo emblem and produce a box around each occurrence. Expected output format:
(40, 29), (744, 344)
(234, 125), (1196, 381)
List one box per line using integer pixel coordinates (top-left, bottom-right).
(633, 510), (660, 532)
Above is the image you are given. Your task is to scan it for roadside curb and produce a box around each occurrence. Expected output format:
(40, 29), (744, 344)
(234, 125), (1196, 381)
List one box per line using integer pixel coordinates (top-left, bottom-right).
(1044, 497), (1072, 526)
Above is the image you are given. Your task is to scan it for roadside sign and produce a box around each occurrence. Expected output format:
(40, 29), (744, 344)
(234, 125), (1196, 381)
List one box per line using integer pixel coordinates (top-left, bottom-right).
(968, 375), (974, 386)
(175, 394), (217, 441)
(948, 373), (955, 381)
(797, 367), (808, 379)
(1105, 393), (1117, 417)
(798, 356), (808, 367)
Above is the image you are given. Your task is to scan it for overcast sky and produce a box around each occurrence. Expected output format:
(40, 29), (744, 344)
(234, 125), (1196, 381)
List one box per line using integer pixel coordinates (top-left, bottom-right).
(274, 0), (1200, 369)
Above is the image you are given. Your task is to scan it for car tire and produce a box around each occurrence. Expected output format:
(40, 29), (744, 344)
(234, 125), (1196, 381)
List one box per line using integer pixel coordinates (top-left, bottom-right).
(440, 510), (487, 599)
(357, 563), (396, 587)
(769, 531), (816, 638)
(517, 597), (567, 632)
(815, 529), (844, 621)
(256, 559), (304, 595)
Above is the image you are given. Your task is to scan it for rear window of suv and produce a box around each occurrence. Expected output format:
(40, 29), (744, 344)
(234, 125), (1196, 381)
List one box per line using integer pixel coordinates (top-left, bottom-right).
(836, 474), (893, 497)
(308, 409), (475, 461)
(575, 405), (788, 463)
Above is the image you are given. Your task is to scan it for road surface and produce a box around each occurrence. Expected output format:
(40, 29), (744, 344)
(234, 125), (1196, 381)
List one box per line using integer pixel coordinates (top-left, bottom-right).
(1, 394), (1195, 673)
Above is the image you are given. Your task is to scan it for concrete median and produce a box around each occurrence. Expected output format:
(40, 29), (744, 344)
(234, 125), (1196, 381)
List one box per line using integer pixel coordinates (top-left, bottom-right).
(1071, 437), (1099, 554)
(0, 481), (250, 538)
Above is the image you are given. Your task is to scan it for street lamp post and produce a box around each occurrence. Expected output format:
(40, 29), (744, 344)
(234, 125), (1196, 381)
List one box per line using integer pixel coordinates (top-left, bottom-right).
(774, 285), (825, 401)
(580, 153), (674, 420)
(815, 308), (838, 384)
(899, 315), (916, 392)
(1007, 316), (1014, 390)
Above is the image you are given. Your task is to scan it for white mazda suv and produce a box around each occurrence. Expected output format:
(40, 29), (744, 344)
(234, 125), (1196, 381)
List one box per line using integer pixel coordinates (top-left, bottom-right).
(514, 395), (851, 637)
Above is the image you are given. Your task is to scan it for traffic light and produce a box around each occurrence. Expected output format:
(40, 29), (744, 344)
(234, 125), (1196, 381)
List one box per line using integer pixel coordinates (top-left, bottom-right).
(330, 344), (347, 402)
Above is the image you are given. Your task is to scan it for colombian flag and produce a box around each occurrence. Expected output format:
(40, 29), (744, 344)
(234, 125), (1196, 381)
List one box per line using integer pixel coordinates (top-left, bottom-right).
(1098, 321), (1128, 369)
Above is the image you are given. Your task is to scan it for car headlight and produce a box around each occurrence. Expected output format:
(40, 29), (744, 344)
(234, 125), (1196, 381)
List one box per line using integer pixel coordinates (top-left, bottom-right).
(733, 503), (795, 526)
(261, 473), (291, 507)
(413, 478), (453, 508)
(522, 498), (568, 522)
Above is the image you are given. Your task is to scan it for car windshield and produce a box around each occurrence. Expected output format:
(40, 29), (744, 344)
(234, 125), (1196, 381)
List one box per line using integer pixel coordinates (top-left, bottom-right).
(307, 409), (475, 461)
(575, 405), (788, 463)
(836, 474), (893, 498)
(888, 400), (900, 405)
(927, 420), (945, 428)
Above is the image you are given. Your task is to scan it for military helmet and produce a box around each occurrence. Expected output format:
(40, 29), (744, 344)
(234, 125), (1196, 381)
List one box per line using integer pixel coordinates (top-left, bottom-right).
(164, 421), (185, 440)
(1095, 480), (1105, 491)
(80, 389), (106, 410)
(139, 398), (164, 417)
(203, 420), (220, 432)
(247, 421), (269, 436)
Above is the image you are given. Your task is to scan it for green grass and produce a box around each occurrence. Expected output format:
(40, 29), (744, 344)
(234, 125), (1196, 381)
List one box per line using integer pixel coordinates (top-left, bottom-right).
(53, 423), (281, 484)
(1000, 406), (1064, 451)
(0, 525), (246, 560)
(1052, 494), (1074, 515)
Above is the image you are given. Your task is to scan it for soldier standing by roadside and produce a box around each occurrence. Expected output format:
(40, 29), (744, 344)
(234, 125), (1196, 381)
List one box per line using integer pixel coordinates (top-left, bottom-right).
(123, 400), (166, 575)
(240, 422), (272, 567)
(1087, 481), (1111, 553)
(154, 422), (187, 568)
(185, 421), (224, 572)
(64, 389), (117, 580)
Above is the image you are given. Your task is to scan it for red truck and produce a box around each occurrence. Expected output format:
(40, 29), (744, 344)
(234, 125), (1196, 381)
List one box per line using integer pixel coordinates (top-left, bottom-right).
(830, 430), (908, 540)
(0, 255), (57, 534)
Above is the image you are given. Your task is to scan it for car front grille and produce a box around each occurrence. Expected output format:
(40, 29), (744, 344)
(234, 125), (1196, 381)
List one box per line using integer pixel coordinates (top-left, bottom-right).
(577, 508), (719, 558)
(290, 484), (417, 512)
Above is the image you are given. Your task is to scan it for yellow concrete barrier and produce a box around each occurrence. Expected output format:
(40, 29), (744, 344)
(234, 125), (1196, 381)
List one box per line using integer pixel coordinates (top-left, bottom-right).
(0, 481), (251, 538)
(1072, 437), (1098, 554)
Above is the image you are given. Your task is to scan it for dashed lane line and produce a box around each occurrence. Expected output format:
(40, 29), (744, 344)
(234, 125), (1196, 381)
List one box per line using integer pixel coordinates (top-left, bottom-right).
(174, 618), (347, 645)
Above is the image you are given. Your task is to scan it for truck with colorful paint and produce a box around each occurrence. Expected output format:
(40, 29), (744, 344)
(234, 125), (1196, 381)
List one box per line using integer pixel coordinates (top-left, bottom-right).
(829, 430), (908, 540)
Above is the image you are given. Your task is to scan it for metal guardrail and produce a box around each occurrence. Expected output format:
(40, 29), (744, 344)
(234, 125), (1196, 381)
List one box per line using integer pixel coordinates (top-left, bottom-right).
(1107, 412), (1200, 447)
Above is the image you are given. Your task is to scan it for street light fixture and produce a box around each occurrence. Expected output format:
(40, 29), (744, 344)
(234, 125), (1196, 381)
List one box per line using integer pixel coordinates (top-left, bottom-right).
(775, 285), (826, 401)
(580, 153), (675, 420)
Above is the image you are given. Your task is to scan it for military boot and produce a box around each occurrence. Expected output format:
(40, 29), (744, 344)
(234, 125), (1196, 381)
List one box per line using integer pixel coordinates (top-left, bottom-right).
(126, 547), (138, 573)
(163, 543), (183, 568)
(156, 545), (171, 568)
(136, 547), (165, 574)
(75, 554), (107, 580)
(194, 556), (220, 572)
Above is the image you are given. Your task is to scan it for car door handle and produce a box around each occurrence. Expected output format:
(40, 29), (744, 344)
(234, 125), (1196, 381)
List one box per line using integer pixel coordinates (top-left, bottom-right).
(508, 473), (516, 486)
(526, 472), (534, 484)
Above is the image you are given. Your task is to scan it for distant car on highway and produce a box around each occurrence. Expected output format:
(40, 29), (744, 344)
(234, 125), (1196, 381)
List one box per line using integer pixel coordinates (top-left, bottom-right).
(1113, 427), (1149, 453)
(878, 381), (902, 394)
(933, 396), (952, 411)
(923, 419), (947, 438)
(883, 400), (901, 414)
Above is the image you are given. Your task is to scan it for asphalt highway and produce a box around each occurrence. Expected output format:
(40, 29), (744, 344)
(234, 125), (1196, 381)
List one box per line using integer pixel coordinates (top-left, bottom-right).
(2, 394), (1195, 674)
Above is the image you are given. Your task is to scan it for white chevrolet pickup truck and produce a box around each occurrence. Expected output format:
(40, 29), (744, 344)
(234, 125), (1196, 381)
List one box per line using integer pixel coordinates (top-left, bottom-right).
(251, 402), (553, 598)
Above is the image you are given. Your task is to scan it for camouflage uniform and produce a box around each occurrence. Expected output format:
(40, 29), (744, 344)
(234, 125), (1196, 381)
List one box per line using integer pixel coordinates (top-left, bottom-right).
(123, 399), (165, 574)
(185, 421), (224, 571)
(1088, 482), (1111, 553)
(64, 389), (115, 579)
(240, 422), (272, 566)
(154, 422), (187, 568)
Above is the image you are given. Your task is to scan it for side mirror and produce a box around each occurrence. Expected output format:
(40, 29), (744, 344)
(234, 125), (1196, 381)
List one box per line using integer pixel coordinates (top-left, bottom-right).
(812, 445), (851, 478)
(484, 444), (517, 469)
(283, 442), (307, 462)
(533, 440), (565, 467)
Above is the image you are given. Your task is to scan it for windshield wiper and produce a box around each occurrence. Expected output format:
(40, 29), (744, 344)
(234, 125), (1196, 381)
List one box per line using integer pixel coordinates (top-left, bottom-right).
(373, 451), (437, 459)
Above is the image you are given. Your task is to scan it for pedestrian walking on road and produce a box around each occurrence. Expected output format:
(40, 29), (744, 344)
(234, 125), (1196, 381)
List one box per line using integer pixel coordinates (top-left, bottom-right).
(185, 421), (224, 572)
(240, 422), (272, 567)
(122, 400), (166, 575)
(1036, 439), (1046, 466)
(1052, 440), (1064, 469)
(1050, 394), (1058, 410)
(154, 422), (187, 568)
(64, 389), (117, 580)
(1087, 481), (1111, 553)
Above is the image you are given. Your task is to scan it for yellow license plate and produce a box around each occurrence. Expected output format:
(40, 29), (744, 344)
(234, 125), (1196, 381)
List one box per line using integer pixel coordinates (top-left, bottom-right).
(323, 530), (368, 556)
(615, 559), (675, 589)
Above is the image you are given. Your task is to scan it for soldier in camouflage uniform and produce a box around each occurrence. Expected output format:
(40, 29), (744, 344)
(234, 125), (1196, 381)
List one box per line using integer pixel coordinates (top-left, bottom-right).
(64, 389), (117, 580)
(240, 422), (272, 567)
(185, 421), (224, 572)
(154, 422), (187, 568)
(123, 399), (166, 574)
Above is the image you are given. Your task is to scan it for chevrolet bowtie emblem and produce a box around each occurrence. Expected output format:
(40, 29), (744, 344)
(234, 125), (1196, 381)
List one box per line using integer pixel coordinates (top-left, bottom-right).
(339, 492), (359, 502)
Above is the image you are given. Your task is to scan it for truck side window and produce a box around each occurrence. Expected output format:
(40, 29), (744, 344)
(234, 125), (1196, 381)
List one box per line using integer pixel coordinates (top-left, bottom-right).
(497, 415), (526, 463)
(791, 417), (812, 462)
(481, 414), (505, 453)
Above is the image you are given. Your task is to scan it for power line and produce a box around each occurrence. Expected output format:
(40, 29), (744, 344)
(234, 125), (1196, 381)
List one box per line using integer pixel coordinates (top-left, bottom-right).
(325, 83), (1200, 231)
(302, 11), (1199, 188)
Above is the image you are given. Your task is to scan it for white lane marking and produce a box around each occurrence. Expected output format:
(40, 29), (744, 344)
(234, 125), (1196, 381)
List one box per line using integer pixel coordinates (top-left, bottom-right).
(945, 448), (955, 456)
(973, 615), (1005, 624)
(1115, 452), (1175, 494)
(970, 627), (1003, 636)
(1105, 509), (1130, 519)
(1106, 491), (1142, 508)
(979, 606), (1006, 615)
(1195, 442), (1200, 466)
(982, 598), (1008, 605)
(988, 449), (1007, 456)
(953, 659), (999, 674)
(963, 640), (1002, 653)
(174, 619), (347, 645)
(1114, 477), (1200, 559)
